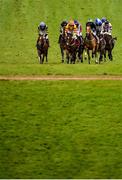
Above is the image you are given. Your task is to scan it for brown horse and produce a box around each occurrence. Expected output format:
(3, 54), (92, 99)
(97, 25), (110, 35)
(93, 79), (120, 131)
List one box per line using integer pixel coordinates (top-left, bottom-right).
(103, 33), (117, 61)
(65, 32), (78, 64)
(36, 35), (49, 64)
(84, 26), (99, 64)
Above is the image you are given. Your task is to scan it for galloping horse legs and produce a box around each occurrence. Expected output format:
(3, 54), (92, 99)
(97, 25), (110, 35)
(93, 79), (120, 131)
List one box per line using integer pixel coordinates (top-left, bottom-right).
(46, 50), (48, 63)
(78, 46), (83, 63)
(42, 54), (44, 64)
(66, 52), (69, 64)
(61, 47), (64, 63)
(71, 53), (76, 64)
(108, 50), (113, 60)
(39, 55), (43, 64)
(87, 49), (90, 64)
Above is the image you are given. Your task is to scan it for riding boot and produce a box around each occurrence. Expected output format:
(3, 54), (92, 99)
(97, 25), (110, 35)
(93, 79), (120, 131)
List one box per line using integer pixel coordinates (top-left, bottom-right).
(46, 39), (50, 47)
(95, 35), (100, 44)
(80, 36), (84, 45)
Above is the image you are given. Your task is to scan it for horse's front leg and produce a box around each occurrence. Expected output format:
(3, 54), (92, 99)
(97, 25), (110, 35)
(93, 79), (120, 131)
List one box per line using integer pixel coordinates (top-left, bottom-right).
(93, 47), (99, 64)
(71, 52), (76, 64)
(61, 47), (64, 63)
(42, 54), (44, 64)
(66, 51), (70, 64)
(45, 50), (48, 63)
(99, 51), (103, 63)
(78, 46), (83, 63)
(95, 52), (99, 64)
(38, 50), (42, 64)
(108, 50), (113, 61)
(104, 50), (106, 61)
(39, 55), (43, 64)
(87, 49), (90, 64)
(84, 48), (87, 60)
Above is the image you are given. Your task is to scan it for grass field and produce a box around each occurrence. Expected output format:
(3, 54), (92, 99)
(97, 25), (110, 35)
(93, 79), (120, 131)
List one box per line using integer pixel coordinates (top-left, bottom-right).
(0, 0), (122, 178)
(0, 80), (122, 178)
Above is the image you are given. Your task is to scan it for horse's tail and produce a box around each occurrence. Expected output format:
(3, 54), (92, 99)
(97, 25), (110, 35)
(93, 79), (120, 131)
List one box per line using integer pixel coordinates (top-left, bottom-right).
(110, 37), (117, 49)
(113, 37), (117, 41)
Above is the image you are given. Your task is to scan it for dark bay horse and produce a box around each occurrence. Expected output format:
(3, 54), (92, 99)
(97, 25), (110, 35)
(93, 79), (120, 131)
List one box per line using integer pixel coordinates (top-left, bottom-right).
(103, 33), (117, 61)
(59, 27), (67, 63)
(65, 32), (79, 64)
(98, 33), (106, 62)
(84, 26), (99, 64)
(36, 35), (49, 64)
(76, 36), (84, 63)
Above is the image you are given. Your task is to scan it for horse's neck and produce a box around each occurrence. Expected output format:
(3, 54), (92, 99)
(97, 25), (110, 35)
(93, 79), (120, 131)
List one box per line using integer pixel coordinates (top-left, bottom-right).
(104, 34), (112, 43)
(62, 33), (66, 40)
(38, 37), (45, 46)
(86, 33), (94, 40)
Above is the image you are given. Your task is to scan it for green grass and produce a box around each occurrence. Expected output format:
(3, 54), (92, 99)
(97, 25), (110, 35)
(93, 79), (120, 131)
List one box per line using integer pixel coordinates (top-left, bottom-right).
(0, 80), (122, 178)
(0, 0), (122, 178)
(0, 63), (122, 76)
(0, 0), (122, 75)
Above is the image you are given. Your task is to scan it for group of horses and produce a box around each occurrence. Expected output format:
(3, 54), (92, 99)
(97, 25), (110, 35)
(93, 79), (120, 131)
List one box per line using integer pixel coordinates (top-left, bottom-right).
(36, 26), (117, 64)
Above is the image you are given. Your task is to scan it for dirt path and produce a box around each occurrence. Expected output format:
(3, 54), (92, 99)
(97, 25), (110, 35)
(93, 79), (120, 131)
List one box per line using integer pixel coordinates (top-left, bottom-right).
(0, 75), (122, 80)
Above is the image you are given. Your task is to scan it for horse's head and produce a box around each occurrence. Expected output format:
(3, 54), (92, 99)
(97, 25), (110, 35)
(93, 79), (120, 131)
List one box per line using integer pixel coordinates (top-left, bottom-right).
(38, 34), (44, 45)
(86, 26), (92, 35)
(37, 34), (48, 51)
(85, 26), (92, 40)
(66, 32), (74, 46)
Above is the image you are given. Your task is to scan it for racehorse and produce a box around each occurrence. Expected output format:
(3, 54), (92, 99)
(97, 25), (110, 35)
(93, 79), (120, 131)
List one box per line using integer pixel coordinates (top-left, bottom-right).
(65, 32), (78, 64)
(98, 33), (106, 62)
(76, 37), (84, 63)
(103, 33), (117, 61)
(59, 27), (67, 63)
(84, 26), (99, 64)
(36, 34), (49, 64)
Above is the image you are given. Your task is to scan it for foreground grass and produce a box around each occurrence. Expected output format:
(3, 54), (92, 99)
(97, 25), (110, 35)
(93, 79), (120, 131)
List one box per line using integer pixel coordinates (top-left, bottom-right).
(0, 80), (122, 178)
(0, 63), (122, 76)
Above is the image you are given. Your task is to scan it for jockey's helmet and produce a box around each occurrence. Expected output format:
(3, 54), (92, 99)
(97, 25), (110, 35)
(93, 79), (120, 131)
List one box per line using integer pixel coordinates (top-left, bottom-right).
(39, 22), (46, 30)
(68, 20), (75, 30)
(69, 20), (74, 26)
(74, 20), (79, 25)
(61, 20), (68, 27)
(105, 20), (109, 25)
(95, 18), (102, 26)
(87, 18), (93, 23)
(101, 17), (107, 23)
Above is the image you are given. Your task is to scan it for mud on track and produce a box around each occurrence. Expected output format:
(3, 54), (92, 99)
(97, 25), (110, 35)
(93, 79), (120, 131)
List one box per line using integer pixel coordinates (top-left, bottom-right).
(0, 75), (122, 81)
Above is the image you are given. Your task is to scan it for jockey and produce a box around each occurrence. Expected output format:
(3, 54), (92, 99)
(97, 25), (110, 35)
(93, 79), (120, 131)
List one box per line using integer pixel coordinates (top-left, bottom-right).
(38, 22), (49, 46)
(65, 20), (77, 39)
(74, 20), (83, 44)
(86, 18), (99, 44)
(94, 18), (102, 35)
(86, 18), (96, 33)
(58, 20), (68, 43)
(101, 17), (107, 24)
(101, 19), (112, 35)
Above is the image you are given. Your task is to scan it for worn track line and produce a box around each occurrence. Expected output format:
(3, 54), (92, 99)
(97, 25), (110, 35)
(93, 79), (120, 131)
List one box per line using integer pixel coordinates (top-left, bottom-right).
(0, 76), (122, 80)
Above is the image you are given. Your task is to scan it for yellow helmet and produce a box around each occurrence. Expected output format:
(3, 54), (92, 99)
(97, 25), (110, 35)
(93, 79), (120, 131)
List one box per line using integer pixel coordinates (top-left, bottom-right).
(69, 20), (74, 26)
